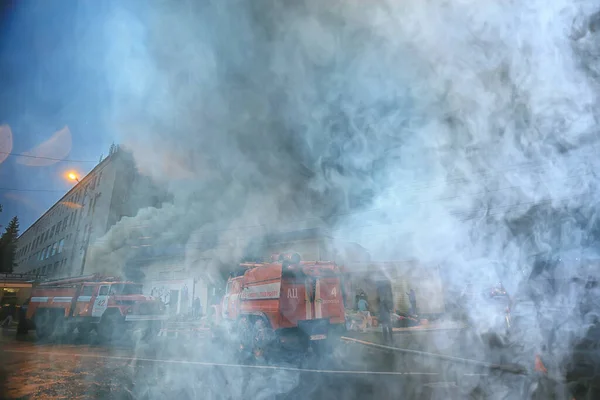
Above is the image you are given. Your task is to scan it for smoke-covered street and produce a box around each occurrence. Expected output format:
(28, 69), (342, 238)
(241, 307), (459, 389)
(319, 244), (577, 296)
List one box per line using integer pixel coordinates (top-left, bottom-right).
(0, 327), (543, 399)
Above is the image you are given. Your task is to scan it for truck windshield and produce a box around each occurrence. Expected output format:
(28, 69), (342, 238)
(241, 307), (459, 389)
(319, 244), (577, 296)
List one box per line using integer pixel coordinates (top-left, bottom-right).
(110, 284), (143, 295)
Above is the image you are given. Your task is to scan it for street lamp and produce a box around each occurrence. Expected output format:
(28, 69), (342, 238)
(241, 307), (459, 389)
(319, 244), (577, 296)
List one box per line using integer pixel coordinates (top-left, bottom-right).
(67, 172), (80, 183)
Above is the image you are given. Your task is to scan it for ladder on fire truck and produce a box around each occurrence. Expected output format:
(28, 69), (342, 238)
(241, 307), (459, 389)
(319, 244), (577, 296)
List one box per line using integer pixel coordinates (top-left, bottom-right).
(38, 274), (122, 287)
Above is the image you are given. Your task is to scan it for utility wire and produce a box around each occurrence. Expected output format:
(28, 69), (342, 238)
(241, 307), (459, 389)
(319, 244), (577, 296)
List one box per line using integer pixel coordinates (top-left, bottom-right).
(0, 187), (67, 193)
(0, 151), (97, 163)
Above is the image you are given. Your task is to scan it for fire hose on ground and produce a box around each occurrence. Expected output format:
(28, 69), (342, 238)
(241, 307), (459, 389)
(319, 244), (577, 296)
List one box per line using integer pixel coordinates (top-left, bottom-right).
(340, 336), (532, 376)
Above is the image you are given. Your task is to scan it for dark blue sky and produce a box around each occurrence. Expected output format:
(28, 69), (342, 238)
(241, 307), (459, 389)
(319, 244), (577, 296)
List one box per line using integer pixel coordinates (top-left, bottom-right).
(0, 0), (119, 233)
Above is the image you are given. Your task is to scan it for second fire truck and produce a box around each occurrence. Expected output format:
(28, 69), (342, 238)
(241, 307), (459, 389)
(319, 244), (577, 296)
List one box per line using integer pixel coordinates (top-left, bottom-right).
(25, 274), (167, 341)
(217, 253), (346, 355)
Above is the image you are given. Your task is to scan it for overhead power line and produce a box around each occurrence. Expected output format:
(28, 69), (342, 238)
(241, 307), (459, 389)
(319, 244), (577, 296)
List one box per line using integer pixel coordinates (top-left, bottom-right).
(0, 151), (97, 163)
(0, 187), (66, 193)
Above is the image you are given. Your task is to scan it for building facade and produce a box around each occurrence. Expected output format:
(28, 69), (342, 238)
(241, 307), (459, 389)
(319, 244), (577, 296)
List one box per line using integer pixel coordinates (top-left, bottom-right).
(14, 145), (167, 279)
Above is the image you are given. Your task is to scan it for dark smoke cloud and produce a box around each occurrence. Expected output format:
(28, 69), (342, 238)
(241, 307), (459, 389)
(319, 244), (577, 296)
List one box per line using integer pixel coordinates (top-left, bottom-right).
(83, 0), (600, 397)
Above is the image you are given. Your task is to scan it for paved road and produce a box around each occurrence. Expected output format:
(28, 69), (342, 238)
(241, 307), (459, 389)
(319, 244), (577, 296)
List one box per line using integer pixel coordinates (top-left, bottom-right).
(0, 329), (538, 399)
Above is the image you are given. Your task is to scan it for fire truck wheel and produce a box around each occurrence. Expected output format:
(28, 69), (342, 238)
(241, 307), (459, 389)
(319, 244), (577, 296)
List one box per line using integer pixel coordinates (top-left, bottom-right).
(34, 309), (66, 341)
(252, 319), (273, 360)
(252, 320), (265, 359)
(98, 311), (125, 342)
(76, 324), (93, 337)
(236, 317), (253, 353)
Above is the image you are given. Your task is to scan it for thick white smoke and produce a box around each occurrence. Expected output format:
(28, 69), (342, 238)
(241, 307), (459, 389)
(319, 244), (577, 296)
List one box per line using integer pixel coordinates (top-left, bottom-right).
(85, 0), (600, 397)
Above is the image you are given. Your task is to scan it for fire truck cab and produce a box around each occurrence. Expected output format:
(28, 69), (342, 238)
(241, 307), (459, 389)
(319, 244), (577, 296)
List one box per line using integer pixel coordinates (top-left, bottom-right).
(219, 253), (346, 353)
(26, 274), (167, 341)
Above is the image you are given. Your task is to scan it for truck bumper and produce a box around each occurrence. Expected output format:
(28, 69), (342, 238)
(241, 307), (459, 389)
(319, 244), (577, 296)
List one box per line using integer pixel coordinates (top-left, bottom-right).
(124, 314), (169, 322)
(278, 319), (345, 343)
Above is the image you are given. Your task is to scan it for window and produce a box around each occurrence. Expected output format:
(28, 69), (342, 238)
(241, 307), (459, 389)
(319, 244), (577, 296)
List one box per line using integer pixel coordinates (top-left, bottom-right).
(41, 248), (46, 260)
(51, 242), (58, 256)
(92, 195), (99, 213)
(45, 245), (51, 259)
(81, 286), (95, 296)
(53, 262), (59, 275)
(99, 286), (109, 296)
(63, 217), (68, 231)
(50, 225), (55, 238)
(41, 265), (47, 275)
(58, 239), (65, 254)
(56, 221), (61, 233)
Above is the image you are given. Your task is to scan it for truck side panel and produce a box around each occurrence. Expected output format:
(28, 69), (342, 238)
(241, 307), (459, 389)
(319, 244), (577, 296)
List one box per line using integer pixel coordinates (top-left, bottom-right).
(27, 287), (78, 319)
(73, 284), (98, 317)
(239, 279), (280, 327)
(279, 278), (309, 328)
(316, 277), (344, 324)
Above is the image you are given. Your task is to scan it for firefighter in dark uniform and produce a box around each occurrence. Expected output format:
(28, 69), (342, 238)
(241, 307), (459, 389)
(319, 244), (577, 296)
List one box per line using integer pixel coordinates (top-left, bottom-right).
(377, 281), (394, 345)
(16, 303), (28, 336)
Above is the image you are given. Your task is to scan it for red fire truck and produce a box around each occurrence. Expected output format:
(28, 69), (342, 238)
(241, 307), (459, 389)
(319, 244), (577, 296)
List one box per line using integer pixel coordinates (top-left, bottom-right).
(218, 253), (346, 355)
(25, 274), (167, 341)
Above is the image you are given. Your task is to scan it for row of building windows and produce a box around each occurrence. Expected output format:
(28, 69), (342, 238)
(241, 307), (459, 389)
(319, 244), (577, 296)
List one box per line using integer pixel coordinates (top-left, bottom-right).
(31, 258), (69, 278)
(16, 169), (104, 262)
(37, 238), (66, 261)
(21, 234), (72, 266)
(17, 211), (79, 261)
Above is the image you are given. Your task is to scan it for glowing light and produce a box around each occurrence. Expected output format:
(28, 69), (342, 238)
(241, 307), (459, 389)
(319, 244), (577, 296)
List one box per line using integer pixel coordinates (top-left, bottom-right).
(66, 172), (79, 182)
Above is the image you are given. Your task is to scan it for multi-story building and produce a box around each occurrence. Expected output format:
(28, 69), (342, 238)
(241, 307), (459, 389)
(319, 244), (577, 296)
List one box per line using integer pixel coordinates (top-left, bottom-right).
(14, 145), (167, 279)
